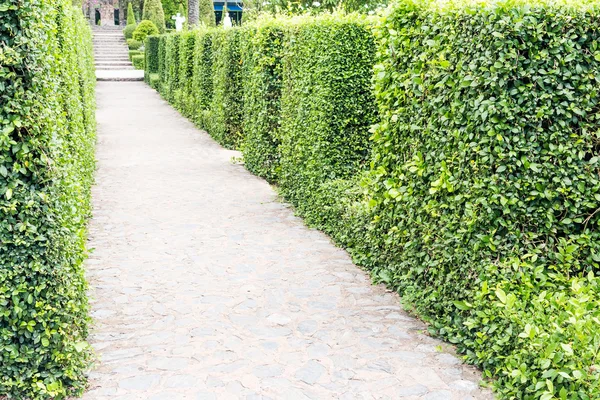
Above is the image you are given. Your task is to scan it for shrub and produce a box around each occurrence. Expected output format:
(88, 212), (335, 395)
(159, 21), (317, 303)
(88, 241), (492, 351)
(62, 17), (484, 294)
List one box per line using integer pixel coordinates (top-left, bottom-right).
(142, 0), (166, 33)
(278, 15), (376, 229)
(207, 27), (245, 149)
(126, 2), (136, 25)
(123, 23), (137, 39)
(200, 0), (216, 27)
(133, 20), (159, 42)
(127, 38), (143, 50)
(145, 34), (161, 83)
(191, 29), (216, 128)
(163, 34), (182, 102)
(129, 49), (143, 61)
(241, 20), (285, 182)
(363, 0), (600, 398)
(132, 54), (145, 70)
(0, 1), (95, 398)
(176, 31), (197, 117)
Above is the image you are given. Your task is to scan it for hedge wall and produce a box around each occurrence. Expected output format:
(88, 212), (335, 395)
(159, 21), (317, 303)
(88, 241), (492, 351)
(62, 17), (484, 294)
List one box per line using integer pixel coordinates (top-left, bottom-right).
(279, 16), (376, 230)
(144, 5), (600, 397)
(364, 1), (600, 398)
(191, 29), (216, 129)
(177, 31), (196, 117)
(0, 2), (96, 399)
(207, 28), (245, 149)
(240, 21), (285, 183)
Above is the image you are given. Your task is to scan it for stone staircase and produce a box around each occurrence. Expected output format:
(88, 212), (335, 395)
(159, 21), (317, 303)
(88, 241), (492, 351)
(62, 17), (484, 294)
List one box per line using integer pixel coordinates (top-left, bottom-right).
(93, 25), (144, 82)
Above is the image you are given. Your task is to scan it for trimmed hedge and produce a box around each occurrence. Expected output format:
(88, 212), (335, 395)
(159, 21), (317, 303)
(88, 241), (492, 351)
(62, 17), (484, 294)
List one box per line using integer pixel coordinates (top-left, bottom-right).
(279, 16), (376, 230)
(207, 28), (245, 149)
(145, 7), (600, 397)
(241, 20), (285, 182)
(129, 49), (143, 61)
(191, 29), (216, 129)
(127, 38), (142, 50)
(176, 31), (197, 117)
(132, 54), (145, 70)
(145, 35), (161, 83)
(0, 2), (96, 399)
(365, 1), (600, 398)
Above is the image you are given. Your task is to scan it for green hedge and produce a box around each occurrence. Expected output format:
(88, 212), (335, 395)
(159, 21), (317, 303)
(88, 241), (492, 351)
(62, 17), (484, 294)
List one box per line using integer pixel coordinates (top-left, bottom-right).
(129, 49), (143, 61)
(207, 28), (245, 149)
(364, 1), (600, 398)
(241, 21), (285, 182)
(0, 2), (96, 399)
(145, 35), (160, 83)
(191, 29), (216, 129)
(127, 38), (142, 50)
(132, 54), (145, 70)
(279, 16), (376, 230)
(176, 31), (196, 117)
(163, 34), (181, 103)
(144, 7), (600, 398)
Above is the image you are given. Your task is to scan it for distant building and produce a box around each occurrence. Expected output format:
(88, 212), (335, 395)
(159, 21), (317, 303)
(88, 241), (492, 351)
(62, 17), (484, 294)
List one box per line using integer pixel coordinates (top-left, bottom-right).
(83, 0), (243, 27)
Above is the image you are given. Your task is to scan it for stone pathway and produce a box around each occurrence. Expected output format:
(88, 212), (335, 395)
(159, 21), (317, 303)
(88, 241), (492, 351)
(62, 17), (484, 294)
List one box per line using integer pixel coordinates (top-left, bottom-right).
(83, 82), (494, 400)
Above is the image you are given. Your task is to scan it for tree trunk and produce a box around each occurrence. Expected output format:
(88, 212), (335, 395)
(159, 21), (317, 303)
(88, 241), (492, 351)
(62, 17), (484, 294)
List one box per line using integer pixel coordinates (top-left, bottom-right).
(188, 0), (199, 26)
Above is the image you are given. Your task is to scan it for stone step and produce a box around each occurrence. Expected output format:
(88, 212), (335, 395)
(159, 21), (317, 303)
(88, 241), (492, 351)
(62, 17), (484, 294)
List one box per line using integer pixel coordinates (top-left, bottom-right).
(96, 65), (135, 71)
(96, 62), (133, 67)
(95, 57), (131, 61)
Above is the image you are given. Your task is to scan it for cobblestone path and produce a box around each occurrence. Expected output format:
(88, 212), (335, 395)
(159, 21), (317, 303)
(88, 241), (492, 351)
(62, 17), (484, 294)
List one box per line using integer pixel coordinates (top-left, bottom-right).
(83, 82), (494, 400)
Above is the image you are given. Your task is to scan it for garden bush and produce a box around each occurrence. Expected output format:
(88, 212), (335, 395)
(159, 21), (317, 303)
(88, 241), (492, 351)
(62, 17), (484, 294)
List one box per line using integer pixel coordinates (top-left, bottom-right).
(126, 2), (137, 25)
(362, 0), (600, 398)
(132, 54), (145, 70)
(207, 27), (245, 149)
(191, 29), (216, 129)
(241, 19), (285, 183)
(0, 1), (95, 398)
(129, 49), (143, 61)
(278, 15), (376, 229)
(142, 0), (166, 33)
(145, 35), (161, 83)
(162, 34), (182, 103)
(176, 31), (197, 117)
(133, 20), (159, 42)
(123, 23), (137, 39)
(127, 38), (142, 50)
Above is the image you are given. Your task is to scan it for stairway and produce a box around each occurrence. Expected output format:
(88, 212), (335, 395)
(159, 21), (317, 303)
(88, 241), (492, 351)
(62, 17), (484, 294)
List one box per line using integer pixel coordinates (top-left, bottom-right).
(93, 25), (144, 82)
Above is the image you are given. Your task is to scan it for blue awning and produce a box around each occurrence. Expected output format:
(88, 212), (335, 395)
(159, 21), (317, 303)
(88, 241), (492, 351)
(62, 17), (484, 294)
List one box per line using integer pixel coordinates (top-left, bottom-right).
(214, 4), (243, 11)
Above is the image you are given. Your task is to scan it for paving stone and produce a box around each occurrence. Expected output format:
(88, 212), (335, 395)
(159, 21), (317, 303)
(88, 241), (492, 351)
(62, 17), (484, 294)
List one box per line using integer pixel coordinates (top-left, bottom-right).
(295, 360), (326, 385)
(423, 390), (454, 400)
(82, 82), (493, 400)
(397, 384), (429, 397)
(118, 374), (160, 390)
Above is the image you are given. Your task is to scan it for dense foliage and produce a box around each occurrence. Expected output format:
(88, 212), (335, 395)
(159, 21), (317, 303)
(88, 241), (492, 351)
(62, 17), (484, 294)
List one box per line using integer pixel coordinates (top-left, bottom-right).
(127, 38), (143, 50)
(145, 3), (600, 397)
(240, 20), (285, 182)
(0, 1), (96, 398)
(206, 28), (245, 148)
(132, 54), (145, 69)
(133, 20), (160, 42)
(142, 0), (166, 33)
(199, 0), (216, 26)
(126, 2), (136, 24)
(364, 1), (600, 398)
(278, 16), (376, 229)
(123, 23), (137, 39)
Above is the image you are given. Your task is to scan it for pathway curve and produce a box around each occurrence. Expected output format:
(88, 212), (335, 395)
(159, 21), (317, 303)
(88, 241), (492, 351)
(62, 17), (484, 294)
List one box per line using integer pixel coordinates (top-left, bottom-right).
(83, 82), (493, 400)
